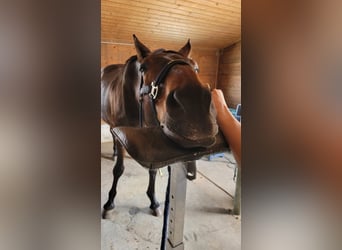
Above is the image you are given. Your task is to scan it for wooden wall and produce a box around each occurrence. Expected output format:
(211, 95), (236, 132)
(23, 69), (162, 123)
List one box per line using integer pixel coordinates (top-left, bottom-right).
(101, 43), (136, 67)
(216, 41), (241, 108)
(101, 43), (218, 89)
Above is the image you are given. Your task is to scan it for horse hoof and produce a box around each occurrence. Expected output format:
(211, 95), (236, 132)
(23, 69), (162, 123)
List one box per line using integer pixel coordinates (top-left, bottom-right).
(103, 202), (115, 211)
(102, 209), (115, 220)
(151, 207), (162, 217)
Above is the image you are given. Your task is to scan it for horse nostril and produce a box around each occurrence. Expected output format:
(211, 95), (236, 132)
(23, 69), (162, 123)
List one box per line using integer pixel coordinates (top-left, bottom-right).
(173, 90), (182, 105)
(167, 90), (181, 107)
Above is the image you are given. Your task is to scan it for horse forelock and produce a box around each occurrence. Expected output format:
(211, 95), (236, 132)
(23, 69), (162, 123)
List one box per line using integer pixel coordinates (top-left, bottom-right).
(164, 50), (181, 55)
(153, 48), (165, 54)
(151, 49), (184, 58)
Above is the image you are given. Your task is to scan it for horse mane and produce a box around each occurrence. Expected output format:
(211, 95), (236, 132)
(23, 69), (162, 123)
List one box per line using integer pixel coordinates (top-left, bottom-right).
(102, 64), (122, 75)
(125, 55), (138, 64)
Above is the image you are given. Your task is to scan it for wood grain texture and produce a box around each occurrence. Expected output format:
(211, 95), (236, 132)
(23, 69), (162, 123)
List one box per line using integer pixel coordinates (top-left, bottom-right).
(216, 41), (241, 108)
(102, 0), (241, 49)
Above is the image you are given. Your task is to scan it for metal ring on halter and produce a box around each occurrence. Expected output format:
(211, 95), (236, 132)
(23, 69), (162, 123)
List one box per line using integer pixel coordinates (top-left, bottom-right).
(149, 81), (159, 99)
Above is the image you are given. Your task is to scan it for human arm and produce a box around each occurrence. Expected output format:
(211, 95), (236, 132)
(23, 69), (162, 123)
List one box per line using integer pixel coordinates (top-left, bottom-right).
(211, 89), (241, 166)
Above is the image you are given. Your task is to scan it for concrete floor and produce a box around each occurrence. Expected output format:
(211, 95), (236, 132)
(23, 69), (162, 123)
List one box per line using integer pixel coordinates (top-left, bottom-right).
(101, 142), (241, 250)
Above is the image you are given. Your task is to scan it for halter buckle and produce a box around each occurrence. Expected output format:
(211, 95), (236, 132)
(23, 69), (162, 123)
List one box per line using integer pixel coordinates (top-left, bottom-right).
(150, 81), (158, 99)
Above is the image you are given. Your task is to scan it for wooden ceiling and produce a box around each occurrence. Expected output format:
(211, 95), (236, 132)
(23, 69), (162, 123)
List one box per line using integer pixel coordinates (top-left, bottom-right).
(101, 0), (241, 49)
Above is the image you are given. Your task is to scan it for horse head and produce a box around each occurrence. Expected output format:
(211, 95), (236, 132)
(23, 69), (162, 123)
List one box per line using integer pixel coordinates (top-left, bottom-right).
(133, 35), (218, 148)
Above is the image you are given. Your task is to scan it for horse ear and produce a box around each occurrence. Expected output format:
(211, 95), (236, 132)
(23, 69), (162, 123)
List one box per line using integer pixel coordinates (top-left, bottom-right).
(133, 34), (151, 61)
(179, 39), (191, 57)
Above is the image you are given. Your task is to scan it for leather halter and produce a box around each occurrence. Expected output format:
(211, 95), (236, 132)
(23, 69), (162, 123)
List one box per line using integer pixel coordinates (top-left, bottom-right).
(138, 59), (191, 127)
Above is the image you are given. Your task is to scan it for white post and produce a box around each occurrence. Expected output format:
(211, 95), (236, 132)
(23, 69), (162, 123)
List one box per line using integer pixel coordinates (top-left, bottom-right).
(166, 163), (187, 250)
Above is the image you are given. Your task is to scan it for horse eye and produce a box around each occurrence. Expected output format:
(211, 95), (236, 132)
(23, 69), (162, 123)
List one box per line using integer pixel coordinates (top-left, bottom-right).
(139, 64), (146, 72)
(195, 66), (199, 73)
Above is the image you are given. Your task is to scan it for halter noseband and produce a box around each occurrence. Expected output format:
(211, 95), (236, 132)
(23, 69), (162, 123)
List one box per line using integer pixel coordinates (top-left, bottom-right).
(138, 59), (191, 127)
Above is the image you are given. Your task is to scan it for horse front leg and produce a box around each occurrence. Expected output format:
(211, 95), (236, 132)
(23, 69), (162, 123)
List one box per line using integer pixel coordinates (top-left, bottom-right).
(103, 142), (124, 218)
(110, 127), (117, 158)
(146, 169), (162, 216)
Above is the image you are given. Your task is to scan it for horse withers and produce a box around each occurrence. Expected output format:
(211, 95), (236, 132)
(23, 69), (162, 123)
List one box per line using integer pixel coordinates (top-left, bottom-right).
(101, 35), (218, 217)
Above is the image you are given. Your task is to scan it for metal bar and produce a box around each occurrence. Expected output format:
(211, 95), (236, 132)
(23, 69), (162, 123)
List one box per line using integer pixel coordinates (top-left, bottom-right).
(233, 167), (241, 215)
(166, 163), (187, 250)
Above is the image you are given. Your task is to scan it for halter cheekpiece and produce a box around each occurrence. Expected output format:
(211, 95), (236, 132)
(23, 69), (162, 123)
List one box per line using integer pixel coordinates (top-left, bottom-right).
(138, 59), (191, 127)
(139, 59), (190, 99)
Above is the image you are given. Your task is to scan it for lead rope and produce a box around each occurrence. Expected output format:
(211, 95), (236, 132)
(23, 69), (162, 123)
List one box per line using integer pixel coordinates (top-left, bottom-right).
(160, 166), (171, 250)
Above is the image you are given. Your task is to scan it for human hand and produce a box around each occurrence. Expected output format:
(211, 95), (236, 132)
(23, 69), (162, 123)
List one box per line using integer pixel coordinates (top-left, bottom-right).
(211, 89), (229, 121)
(211, 89), (241, 166)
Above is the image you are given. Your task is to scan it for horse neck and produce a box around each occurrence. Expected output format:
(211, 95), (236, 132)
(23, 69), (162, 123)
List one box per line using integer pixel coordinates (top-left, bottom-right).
(122, 56), (141, 92)
(121, 56), (142, 125)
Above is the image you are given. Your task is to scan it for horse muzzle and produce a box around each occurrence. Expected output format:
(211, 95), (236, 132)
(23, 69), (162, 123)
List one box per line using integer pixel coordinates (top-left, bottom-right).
(162, 86), (219, 148)
(162, 122), (218, 148)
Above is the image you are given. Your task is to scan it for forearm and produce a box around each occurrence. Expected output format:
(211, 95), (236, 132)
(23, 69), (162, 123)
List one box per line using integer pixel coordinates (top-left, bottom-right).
(217, 107), (241, 166)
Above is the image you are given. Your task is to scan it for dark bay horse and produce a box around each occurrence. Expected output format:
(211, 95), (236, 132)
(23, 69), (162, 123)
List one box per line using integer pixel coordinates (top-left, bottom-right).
(101, 35), (218, 217)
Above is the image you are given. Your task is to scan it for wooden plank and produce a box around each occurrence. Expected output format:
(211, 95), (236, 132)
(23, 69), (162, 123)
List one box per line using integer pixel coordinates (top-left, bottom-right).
(101, 0), (241, 49)
(101, 33), (240, 47)
(101, 22), (240, 38)
(218, 77), (240, 84)
(101, 24), (239, 38)
(101, 22), (239, 38)
(135, 0), (241, 15)
(101, 17), (240, 34)
(103, 0), (240, 18)
(100, 38), (226, 51)
(101, 28), (240, 47)
(102, 2), (240, 26)
(101, 35), (239, 50)
(101, 30), (240, 49)
(216, 41), (241, 106)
